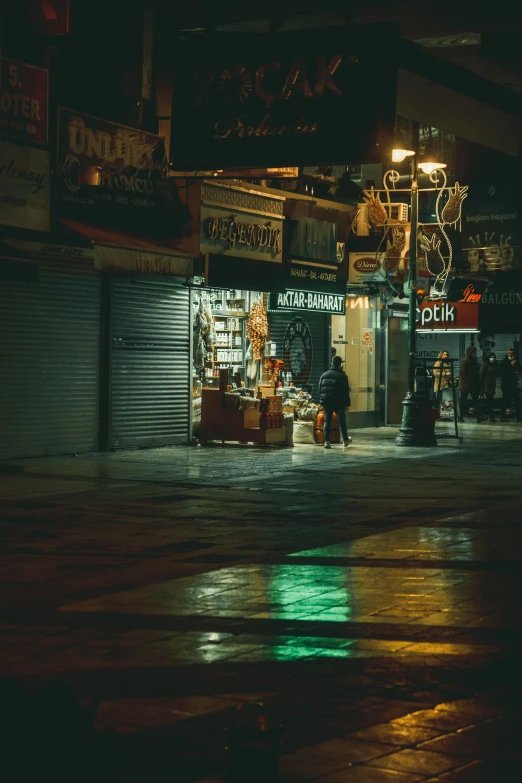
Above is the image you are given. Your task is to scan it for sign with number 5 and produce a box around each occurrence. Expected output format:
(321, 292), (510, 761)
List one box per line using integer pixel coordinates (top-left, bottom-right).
(0, 58), (49, 145)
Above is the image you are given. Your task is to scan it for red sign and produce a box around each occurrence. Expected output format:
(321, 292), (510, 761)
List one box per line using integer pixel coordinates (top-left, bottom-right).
(28, 1), (70, 36)
(0, 58), (48, 144)
(416, 301), (479, 330)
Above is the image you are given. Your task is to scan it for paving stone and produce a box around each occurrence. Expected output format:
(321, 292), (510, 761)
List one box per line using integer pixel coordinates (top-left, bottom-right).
(1, 426), (522, 781)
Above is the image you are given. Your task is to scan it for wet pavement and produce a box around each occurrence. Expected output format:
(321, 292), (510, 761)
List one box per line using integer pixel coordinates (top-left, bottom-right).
(1, 423), (522, 781)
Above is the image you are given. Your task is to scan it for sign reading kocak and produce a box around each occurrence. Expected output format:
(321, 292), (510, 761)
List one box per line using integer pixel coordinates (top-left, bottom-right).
(170, 26), (397, 169)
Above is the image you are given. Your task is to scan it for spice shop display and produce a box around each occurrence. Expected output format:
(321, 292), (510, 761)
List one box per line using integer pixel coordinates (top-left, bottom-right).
(246, 296), (269, 361)
(199, 387), (286, 445)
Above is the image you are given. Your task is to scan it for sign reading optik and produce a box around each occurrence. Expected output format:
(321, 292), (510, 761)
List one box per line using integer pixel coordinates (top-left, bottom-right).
(416, 301), (479, 331)
(269, 290), (345, 314)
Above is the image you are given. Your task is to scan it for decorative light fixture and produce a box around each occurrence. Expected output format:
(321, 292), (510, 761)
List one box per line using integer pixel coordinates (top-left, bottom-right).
(418, 160), (447, 175)
(392, 146), (415, 163)
(418, 140), (446, 174)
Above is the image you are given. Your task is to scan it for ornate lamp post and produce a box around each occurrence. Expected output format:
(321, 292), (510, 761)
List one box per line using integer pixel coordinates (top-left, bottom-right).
(392, 146), (447, 447)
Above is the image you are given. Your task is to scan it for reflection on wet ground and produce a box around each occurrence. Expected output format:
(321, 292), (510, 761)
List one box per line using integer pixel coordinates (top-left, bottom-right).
(1, 425), (522, 781)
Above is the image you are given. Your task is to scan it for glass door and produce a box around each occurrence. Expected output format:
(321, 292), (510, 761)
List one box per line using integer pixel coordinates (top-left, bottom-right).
(387, 316), (409, 425)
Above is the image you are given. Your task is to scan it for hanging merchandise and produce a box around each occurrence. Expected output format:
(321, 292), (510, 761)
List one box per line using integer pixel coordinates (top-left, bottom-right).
(245, 341), (258, 382)
(193, 296), (208, 368)
(246, 296), (269, 361)
(203, 293), (217, 348)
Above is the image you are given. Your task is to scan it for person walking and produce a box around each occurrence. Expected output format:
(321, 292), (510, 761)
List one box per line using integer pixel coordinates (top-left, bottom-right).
(480, 352), (500, 422)
(433, 350), (454, 418)
(319, 355), (351, 449)
(458, 346), (480, 422)
(500, 349), (521, 421)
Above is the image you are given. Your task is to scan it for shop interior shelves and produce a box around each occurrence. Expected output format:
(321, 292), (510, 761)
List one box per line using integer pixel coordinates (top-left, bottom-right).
(199, 388), (286, 445)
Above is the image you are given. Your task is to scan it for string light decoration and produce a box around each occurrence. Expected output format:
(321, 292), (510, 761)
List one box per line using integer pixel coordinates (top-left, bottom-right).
(420, 233), (445, 277)
(441, 182), (468, 225)
(362, 187), (388, 225)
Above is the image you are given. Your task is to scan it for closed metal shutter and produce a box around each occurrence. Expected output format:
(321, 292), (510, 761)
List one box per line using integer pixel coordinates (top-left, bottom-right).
(268, 311), (329, 398)
(110, 277), (190, 448)
(0, 262), (100, 459)
(416, 333), (461, 365)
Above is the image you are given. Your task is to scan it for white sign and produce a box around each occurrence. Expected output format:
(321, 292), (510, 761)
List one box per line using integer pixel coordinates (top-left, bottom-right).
(348, 251), (385, 283)
(360, 327), (374, 351)
(269, 289), (346, 314)
(416, 303), (455, 327)
(0, 141), (50, 231)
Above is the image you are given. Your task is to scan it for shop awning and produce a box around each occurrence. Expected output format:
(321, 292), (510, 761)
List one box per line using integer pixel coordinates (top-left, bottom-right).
(60, 219), (196, 278)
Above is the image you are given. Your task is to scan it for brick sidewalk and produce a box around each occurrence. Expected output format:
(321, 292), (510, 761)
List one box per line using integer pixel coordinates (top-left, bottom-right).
(1, 425), (521, 781)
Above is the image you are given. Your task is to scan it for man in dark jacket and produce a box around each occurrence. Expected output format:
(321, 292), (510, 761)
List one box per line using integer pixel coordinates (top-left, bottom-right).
(458, 346), (480, 422)
(500, 349), (521, 421)
(480, 352), (500, 422)
(319, 355), (351, 448)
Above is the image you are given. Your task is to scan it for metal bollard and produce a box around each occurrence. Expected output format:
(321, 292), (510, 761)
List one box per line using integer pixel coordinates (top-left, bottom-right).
(224, 703), (280, 783)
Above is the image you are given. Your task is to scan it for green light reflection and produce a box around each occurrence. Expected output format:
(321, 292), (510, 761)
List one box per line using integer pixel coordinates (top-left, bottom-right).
(266, 564), (354, 627)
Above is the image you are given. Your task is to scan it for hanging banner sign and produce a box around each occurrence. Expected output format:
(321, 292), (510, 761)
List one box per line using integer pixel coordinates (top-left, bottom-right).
(0, 58), (48, 144)
(269, 289), (345, 314)
(170, 26), (397, 169)
(416, 301), (479, 330)
(56, 108), (172, 230)
(0, 141), (51, 231)
(461, 184), (520, 273)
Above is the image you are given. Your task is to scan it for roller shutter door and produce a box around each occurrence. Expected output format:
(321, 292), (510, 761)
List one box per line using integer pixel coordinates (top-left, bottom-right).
(268, 311), (329, 397)
(0, 262), (101, 459)
(110, 277), (190, 448)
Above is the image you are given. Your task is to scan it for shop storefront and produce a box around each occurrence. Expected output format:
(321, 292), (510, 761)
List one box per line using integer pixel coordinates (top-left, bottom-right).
(193, 180), (357, 444)
(332, 293), (380, 428)
(0, 241), (101, 459)
(54, 108), (197, 450)
(0, 62), (102, 459)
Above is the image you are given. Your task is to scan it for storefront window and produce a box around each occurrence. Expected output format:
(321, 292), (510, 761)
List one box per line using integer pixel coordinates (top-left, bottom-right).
(331, 296), (379, 413)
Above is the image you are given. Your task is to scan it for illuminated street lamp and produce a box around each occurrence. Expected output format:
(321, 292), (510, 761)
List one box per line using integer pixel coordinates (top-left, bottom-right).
(392, 145), (446, 447)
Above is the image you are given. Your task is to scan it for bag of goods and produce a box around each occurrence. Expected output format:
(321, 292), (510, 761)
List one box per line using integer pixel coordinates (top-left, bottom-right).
(293, 420), (315, 444)
(238, 396), (259, 411)
(296, 403), (320, 421)
(223, 393), (240, 410)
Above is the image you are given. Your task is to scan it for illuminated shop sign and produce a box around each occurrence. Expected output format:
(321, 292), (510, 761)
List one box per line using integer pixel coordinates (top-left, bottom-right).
(416, 301), (479, 331)
(269, 289), (345, 314)
(170, 26), (397, 169)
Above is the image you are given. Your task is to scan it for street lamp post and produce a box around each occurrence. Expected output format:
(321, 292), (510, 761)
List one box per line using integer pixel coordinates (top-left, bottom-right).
(391, 148), (446, 447)
(396, 158), (421, 447)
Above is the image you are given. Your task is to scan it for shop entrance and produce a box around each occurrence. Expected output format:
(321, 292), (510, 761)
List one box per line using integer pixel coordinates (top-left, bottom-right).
(109, 277), (191, 448)
(386, 315), (409, 425)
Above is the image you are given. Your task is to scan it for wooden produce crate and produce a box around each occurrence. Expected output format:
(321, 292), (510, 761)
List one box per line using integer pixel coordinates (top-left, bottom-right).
(200, 389), (286, 445)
